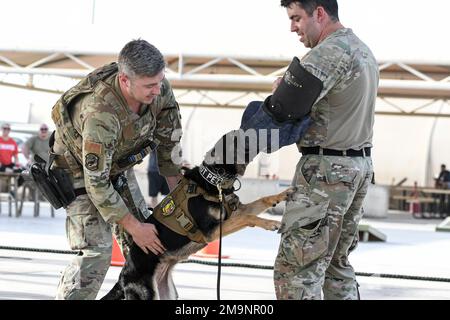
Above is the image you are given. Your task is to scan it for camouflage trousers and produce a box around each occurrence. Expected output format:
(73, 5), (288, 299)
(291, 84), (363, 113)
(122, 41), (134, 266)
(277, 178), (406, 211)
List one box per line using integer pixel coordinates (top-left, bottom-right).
(274, 154), (373, 300)
(55, 169), (150, 300)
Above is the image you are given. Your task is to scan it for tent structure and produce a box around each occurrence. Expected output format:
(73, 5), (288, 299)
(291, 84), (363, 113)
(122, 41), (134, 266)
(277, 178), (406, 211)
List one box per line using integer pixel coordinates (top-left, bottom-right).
(0, 49), (449, 185)
(0, 0), (449, 185)
(0, 49), (449, 113)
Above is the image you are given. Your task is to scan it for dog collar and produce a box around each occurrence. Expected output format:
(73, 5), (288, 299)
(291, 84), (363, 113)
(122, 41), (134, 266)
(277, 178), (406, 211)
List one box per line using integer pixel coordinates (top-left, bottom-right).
(199, 164), (236, 188)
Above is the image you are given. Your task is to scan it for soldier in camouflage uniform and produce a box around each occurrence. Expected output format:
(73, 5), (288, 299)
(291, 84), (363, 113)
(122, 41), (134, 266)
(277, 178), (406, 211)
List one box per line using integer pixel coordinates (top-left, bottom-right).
(51, 39), (182, 299)
(273, 0), (379, 300)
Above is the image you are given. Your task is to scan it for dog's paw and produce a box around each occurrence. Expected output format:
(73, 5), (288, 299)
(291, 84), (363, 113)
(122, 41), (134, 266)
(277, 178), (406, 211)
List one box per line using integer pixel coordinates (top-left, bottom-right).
(269, 187), (297, 206)
(283, 186), (297, 199)
(260, 219), (282, 231)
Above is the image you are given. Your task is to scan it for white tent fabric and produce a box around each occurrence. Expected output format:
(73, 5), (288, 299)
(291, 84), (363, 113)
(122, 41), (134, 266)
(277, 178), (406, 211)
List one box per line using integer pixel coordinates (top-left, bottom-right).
(0, 0), (449, 186)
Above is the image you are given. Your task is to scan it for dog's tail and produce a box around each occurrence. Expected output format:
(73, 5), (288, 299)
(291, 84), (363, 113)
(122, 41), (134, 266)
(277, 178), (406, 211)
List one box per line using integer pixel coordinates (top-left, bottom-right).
(100, 282), (124, 300)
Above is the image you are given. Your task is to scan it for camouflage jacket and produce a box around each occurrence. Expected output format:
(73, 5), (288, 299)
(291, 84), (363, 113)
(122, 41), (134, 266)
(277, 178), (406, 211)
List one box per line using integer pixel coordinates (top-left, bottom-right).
(51, 63), (182, 223)
(298, 28), (379, 151)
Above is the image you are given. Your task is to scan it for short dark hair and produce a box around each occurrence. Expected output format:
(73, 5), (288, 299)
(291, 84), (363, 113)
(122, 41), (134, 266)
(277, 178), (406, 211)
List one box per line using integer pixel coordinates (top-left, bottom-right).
(118, 39), (165, 78)
(280, 0), (339, 22)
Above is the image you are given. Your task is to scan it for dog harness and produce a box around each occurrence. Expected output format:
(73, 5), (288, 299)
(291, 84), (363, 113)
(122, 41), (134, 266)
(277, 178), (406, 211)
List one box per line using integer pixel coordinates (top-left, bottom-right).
(152, 177), (240, 243)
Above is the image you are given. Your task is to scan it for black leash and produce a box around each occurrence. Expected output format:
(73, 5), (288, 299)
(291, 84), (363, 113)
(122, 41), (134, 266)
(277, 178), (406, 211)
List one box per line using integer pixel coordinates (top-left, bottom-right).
(216, 183), (224, 301)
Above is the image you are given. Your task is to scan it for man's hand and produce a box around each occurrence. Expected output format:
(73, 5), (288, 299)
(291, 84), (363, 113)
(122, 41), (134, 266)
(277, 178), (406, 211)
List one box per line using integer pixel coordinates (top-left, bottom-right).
(118, 213), (166, 255)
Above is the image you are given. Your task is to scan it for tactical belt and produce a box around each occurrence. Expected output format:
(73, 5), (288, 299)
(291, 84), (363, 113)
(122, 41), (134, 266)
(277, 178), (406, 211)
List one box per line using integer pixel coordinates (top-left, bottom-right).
(301, 146), (371, 157)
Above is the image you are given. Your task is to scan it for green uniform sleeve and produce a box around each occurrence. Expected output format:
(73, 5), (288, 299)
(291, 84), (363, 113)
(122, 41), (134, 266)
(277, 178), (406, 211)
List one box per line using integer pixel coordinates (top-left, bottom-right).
(154, 79), (183, 177)
(80, 96), (129, 223)
(301, 42), (347, 102)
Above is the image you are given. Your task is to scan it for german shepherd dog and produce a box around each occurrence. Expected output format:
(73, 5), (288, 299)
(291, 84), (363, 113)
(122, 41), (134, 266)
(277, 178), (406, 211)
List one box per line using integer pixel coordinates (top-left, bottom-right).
(101, 163), (294, 300)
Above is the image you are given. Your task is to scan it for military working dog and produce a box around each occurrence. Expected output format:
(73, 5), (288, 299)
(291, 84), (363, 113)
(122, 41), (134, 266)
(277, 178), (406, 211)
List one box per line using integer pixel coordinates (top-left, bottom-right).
(102, 163), (294, 300)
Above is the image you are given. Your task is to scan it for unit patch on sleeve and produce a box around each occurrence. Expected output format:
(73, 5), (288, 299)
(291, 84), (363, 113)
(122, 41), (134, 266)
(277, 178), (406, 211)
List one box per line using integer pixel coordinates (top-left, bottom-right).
(85, 153), (100, 171)
(84, 140), (103, 171)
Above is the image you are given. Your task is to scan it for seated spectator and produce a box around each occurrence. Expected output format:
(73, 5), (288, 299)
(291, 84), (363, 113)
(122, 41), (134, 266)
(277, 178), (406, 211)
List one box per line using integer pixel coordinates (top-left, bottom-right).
(23, 123), (51, 164)
(0, 123), (20, 172)
(22, 124), (51, 201)
(0, 123), (24, 192)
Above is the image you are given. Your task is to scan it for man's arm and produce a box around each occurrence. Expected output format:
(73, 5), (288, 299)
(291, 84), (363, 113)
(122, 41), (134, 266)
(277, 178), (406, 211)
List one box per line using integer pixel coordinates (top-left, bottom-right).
(22, 142), (31, 161)
(23, 136), (38, 165)
(80, 100), (165, 255)
(22, 149), (30, 161)
(12, 141), (20, 167)
(154, 79), (183, 178)
(13, 154), (20, 167)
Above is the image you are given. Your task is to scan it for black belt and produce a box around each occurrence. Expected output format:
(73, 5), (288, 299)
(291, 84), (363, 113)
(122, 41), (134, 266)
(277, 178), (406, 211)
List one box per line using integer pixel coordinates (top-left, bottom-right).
(301, 146), (371, 157)
(74, 188), (87, 197)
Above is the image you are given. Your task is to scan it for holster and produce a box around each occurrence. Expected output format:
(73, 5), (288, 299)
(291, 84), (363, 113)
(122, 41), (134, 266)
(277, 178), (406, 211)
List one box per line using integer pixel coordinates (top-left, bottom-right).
(24, 154), (77, 209)
(263, 57), (323, 123)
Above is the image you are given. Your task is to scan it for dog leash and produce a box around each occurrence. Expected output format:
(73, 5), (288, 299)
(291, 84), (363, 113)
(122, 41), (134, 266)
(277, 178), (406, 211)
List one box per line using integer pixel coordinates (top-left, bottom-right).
(216, 183), (224, 301)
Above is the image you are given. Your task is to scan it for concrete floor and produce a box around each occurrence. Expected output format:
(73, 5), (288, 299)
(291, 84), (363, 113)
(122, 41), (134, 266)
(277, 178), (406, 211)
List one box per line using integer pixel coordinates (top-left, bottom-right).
(1, 201), (450, 300)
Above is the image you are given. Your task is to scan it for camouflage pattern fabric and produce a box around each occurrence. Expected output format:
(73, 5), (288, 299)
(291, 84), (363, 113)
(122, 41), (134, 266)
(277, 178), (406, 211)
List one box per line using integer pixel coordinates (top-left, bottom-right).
(52, 64), (181, 223)
(274, 155), (373, 299)
(63, 72), (181, 223)
(111, 169), (148, 259)
(273, 28), (379, 300)
(55, 193), (113, 300)
(55, 175), (141, 300)
(53, 64), (182, 300)
(298, 28), (378, 150)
